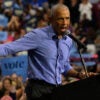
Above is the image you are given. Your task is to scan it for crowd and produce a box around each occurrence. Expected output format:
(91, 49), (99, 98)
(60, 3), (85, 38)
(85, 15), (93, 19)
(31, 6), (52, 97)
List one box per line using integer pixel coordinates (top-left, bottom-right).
(0, 0), (100, 99)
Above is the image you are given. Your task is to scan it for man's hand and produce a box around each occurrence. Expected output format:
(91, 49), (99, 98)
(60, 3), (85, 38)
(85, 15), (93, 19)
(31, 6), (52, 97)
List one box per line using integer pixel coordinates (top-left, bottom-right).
(77, 72), (99, 79)
(88, 72), (99, 77)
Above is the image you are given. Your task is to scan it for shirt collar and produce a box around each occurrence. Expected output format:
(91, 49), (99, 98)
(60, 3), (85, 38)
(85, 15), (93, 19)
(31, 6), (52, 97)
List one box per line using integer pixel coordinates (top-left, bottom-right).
(48, 25), (67, 40)
(48, 25), (55, 39)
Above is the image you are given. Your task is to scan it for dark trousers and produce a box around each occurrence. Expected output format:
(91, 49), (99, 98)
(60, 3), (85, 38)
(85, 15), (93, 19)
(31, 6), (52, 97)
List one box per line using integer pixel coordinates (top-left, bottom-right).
(25, 79), (59, 100)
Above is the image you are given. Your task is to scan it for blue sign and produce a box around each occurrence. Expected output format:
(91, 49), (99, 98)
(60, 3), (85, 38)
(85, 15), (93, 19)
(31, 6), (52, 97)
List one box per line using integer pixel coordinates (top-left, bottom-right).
(22, 0), (48, 6)
(0, 14), (8, 27)
(0, 55), (28, 81)
(0, 31), (8, 41)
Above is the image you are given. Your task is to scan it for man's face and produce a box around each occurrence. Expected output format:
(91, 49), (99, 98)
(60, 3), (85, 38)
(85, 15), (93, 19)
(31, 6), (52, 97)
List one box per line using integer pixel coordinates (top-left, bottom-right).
(51, 8), (70, 35)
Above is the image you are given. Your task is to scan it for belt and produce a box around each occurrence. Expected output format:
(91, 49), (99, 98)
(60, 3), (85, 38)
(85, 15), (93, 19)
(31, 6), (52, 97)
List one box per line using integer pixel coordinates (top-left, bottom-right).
(28, 79), (61, 87)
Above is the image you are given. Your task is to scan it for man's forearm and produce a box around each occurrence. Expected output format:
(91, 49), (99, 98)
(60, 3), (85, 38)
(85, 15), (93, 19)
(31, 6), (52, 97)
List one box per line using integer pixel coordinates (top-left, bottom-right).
(67, 69), (86, 79)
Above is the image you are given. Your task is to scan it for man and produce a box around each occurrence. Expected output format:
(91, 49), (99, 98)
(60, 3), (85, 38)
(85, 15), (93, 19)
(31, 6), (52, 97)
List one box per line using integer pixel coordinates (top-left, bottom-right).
(0, 4), (97, 100)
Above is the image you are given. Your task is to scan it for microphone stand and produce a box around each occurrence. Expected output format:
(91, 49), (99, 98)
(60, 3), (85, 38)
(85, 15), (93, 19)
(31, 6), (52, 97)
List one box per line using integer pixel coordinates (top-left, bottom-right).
(67, 30), (89, 78)
(77, 44), (89, 78)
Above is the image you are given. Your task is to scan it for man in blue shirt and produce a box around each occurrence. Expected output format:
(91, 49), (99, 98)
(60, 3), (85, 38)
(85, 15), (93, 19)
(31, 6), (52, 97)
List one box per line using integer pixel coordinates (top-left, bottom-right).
(0, 3), (97, 100)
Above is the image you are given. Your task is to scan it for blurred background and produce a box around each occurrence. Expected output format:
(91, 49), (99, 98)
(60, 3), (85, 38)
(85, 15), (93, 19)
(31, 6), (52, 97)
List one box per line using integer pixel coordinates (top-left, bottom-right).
(0, 0), (100, 99)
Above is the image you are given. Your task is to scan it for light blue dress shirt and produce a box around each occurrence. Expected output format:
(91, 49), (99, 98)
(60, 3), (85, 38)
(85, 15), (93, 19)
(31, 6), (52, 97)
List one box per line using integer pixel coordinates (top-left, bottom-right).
(0, 25), (73, 85)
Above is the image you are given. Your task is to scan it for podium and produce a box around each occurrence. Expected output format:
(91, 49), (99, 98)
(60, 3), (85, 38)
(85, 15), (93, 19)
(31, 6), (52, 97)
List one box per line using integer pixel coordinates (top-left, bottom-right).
(53, 74), (100, 99)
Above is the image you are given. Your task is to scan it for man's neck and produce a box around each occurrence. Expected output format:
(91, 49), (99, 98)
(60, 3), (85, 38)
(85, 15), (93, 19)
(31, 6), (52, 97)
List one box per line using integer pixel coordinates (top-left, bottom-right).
(58, 35), (63, 39)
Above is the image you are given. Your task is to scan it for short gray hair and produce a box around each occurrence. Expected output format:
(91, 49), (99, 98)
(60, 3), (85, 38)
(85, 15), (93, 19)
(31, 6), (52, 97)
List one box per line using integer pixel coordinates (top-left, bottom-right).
(50, 4), (69, 17)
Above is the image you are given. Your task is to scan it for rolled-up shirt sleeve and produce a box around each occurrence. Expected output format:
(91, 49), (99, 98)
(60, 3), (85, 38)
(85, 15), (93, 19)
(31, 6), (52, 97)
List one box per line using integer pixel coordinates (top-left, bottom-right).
(62, 59), (73, 76)
(0, 31), (39, 56)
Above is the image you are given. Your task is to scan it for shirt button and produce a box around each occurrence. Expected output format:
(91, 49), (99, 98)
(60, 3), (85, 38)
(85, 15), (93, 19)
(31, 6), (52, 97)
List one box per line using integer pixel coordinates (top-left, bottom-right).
(57, 77), (61, 83)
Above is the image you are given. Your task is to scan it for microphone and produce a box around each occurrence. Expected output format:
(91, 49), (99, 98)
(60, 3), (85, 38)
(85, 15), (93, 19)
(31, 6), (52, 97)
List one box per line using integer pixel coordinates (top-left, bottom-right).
(65, 30), (87, 49)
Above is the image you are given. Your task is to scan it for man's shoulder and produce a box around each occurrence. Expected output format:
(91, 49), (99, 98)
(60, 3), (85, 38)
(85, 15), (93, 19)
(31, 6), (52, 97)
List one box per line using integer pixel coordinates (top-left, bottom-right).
(34, 26), (50, 32)
(32, 25), (50, 37)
